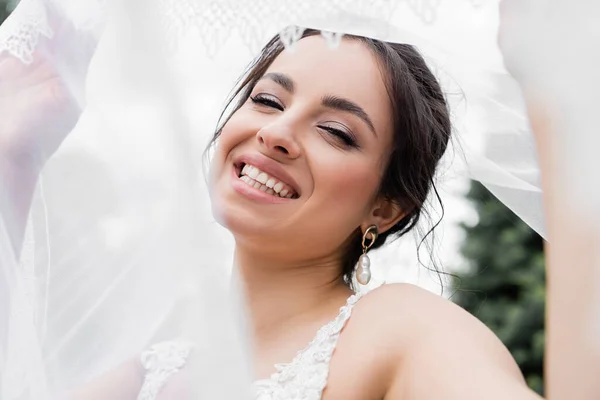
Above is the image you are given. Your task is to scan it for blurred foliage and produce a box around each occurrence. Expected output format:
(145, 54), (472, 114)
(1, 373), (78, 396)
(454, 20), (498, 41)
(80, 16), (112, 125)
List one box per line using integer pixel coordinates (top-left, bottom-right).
(0, 5), (9, 24)
(1, 0), (18, 25)
(453, 181), (546, 395)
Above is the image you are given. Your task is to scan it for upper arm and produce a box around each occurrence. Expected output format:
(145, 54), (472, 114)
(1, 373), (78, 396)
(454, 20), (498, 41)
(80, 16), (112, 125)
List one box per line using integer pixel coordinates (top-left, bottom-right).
(386, 329), (540, 400)
(373, 284), (542, 400)
(62, 357), (144, 400)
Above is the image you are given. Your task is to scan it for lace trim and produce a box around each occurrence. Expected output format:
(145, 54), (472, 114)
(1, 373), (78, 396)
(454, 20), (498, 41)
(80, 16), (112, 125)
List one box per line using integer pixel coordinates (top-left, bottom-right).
(137, 292), (363, 400)
(157, 0), (401, 56)
(253, 293), (363, 400)
(0, 0), (105, 63)
(0, 0), (53, 63)
(137, 340), (194, 400)
(1, 0), (477, 64)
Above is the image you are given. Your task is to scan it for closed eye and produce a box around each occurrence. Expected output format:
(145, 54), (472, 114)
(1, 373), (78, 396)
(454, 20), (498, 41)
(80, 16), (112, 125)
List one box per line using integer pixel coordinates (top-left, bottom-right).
(250, 94), (284, 111)
(318, 125), (359, 149)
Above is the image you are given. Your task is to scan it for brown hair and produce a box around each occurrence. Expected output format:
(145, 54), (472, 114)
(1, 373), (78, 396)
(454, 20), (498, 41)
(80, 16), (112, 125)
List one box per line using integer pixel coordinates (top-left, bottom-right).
(206, 28), (451, 288)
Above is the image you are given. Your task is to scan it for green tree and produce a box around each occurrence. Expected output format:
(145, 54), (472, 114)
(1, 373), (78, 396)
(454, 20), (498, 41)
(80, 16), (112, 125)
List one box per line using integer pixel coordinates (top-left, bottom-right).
(1, 0), (18, 25)
(0, 4), (9, 24)
(454, 181), (546, 394)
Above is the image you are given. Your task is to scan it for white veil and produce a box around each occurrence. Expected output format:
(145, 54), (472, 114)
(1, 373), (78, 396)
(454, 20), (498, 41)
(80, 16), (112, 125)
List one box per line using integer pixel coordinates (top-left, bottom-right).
(0, 0), (549, 398)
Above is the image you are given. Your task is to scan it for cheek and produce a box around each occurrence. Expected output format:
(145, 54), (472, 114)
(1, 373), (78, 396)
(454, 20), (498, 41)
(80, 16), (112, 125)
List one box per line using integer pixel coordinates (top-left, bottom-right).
(315, 158), (380, 212)
(214, 119), (246, 159)
(209, 115), (253, 180)
(296, 158), (380, 253)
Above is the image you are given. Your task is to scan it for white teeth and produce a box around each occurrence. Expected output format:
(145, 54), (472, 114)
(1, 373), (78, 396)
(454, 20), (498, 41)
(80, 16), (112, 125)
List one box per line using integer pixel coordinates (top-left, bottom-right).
(256, 172), (269, 184)
(238, 163), (297, 198)
(248, 167), (259, 179)
(239, 175), (295, 199)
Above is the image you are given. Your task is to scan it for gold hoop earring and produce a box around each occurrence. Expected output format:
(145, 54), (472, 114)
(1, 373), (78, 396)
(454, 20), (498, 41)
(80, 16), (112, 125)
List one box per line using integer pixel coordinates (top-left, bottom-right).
(356, 225), (378, 285)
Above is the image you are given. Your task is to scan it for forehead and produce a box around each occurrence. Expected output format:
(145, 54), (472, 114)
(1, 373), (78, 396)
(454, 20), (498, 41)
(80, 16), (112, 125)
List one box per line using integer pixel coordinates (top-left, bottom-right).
(266, 35), (386, 95)
(264, 35), (392, 133)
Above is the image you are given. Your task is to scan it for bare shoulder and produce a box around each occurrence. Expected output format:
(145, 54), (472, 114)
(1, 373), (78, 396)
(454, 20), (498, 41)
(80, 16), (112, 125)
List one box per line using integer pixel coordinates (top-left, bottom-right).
(356, 282), (497, 335)
(359, 283), (502, 332)
(355, 283), (525, 378)
(349, 283), (539, 399)
(364, 283), (521, 368)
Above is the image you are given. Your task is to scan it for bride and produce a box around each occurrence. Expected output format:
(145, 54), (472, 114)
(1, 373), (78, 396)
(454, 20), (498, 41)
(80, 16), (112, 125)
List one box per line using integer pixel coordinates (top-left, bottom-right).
(0, 23), (542, 400)
(1, 0), (598, 399)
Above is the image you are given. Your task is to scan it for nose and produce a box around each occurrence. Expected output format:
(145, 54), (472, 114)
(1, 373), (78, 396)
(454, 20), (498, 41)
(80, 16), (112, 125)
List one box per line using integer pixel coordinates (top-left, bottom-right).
(256, 122), (301, 159)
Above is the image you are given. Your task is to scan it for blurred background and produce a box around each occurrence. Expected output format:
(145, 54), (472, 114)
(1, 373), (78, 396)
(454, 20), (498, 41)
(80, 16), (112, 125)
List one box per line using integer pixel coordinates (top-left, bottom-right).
(0, 0), (545, 395)
(0, 0), (14, 21)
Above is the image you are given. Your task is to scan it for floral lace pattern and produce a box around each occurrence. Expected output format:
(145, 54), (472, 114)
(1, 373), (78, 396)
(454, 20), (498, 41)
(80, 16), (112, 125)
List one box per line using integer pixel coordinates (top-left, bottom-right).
(157, 0), (401, 56)
(137, 340), (195, 400)
(0, 0), (482, 63)
(138, 292), (363, 400)
(0, 0), (52, 63)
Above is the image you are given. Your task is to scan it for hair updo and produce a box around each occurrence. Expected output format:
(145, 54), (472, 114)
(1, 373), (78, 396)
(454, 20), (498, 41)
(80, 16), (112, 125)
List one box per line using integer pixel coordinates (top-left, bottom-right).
(207, 28), (451, 287)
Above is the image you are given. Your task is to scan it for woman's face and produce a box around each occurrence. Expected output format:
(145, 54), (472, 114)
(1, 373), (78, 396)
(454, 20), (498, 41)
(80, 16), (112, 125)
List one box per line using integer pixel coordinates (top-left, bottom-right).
(209, 35), (395, 262)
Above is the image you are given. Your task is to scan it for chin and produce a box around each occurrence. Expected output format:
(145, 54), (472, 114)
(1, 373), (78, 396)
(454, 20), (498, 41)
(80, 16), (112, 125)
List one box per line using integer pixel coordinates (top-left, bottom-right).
(210, 197), (277, 246)
(209, 185), (248, 233)
(208, 184), (230, 229)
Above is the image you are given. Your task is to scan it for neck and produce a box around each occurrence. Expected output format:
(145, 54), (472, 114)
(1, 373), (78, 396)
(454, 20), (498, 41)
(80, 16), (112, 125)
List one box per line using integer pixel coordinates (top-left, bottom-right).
(233, 242), (353, 344)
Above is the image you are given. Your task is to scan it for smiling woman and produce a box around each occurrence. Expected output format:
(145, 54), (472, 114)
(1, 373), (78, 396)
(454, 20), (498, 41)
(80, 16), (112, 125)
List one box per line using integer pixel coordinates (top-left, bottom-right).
(0, 2), (546, 399)
(131, 29), (537, 400)
(208, 30), (450, 292)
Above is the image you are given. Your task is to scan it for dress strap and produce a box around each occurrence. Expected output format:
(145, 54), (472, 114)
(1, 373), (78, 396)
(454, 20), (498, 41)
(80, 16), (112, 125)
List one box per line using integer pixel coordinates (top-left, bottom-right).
(254, 292), (364, 399)
(137, 340), (194, 400)
(137, 292), (364, 400)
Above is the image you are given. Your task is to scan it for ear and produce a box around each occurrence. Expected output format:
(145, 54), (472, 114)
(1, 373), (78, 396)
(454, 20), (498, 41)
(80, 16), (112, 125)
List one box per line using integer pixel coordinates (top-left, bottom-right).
(361, 198), (407, 236)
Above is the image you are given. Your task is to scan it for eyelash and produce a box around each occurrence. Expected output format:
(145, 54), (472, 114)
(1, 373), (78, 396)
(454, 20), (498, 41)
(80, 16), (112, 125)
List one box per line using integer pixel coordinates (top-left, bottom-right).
(318, 126), (358, 148)
(250, 94), (283, 111)
(249, 94), (359, 149)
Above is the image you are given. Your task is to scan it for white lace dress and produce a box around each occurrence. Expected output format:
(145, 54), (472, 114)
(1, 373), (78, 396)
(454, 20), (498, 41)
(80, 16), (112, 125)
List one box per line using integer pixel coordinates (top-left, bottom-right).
(137, 292), (363, 400)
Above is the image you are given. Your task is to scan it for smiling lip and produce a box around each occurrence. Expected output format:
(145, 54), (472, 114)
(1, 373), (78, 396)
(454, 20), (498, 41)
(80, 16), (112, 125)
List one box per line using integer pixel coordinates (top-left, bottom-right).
(231, 166), (294, 203)
(233, 153), (300, 196)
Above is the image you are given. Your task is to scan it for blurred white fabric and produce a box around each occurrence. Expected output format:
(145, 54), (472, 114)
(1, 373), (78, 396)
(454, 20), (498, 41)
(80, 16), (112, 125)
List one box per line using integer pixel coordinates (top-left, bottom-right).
(0, 0), (569, 398)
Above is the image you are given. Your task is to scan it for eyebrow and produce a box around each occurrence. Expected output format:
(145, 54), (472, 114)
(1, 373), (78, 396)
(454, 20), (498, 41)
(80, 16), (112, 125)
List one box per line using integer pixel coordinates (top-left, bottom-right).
(262, 72), (295, 93)
(259, 72), (377, 136)
(321, 95), (376, 136)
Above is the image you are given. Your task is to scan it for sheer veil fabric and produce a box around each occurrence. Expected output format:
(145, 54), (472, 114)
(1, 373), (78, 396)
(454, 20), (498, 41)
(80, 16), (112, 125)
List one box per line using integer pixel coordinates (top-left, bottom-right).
(0, 0), (558, 398)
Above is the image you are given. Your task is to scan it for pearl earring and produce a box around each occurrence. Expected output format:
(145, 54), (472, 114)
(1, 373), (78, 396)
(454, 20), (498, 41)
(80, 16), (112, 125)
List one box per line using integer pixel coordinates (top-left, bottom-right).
(356, 225), (378, 285)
